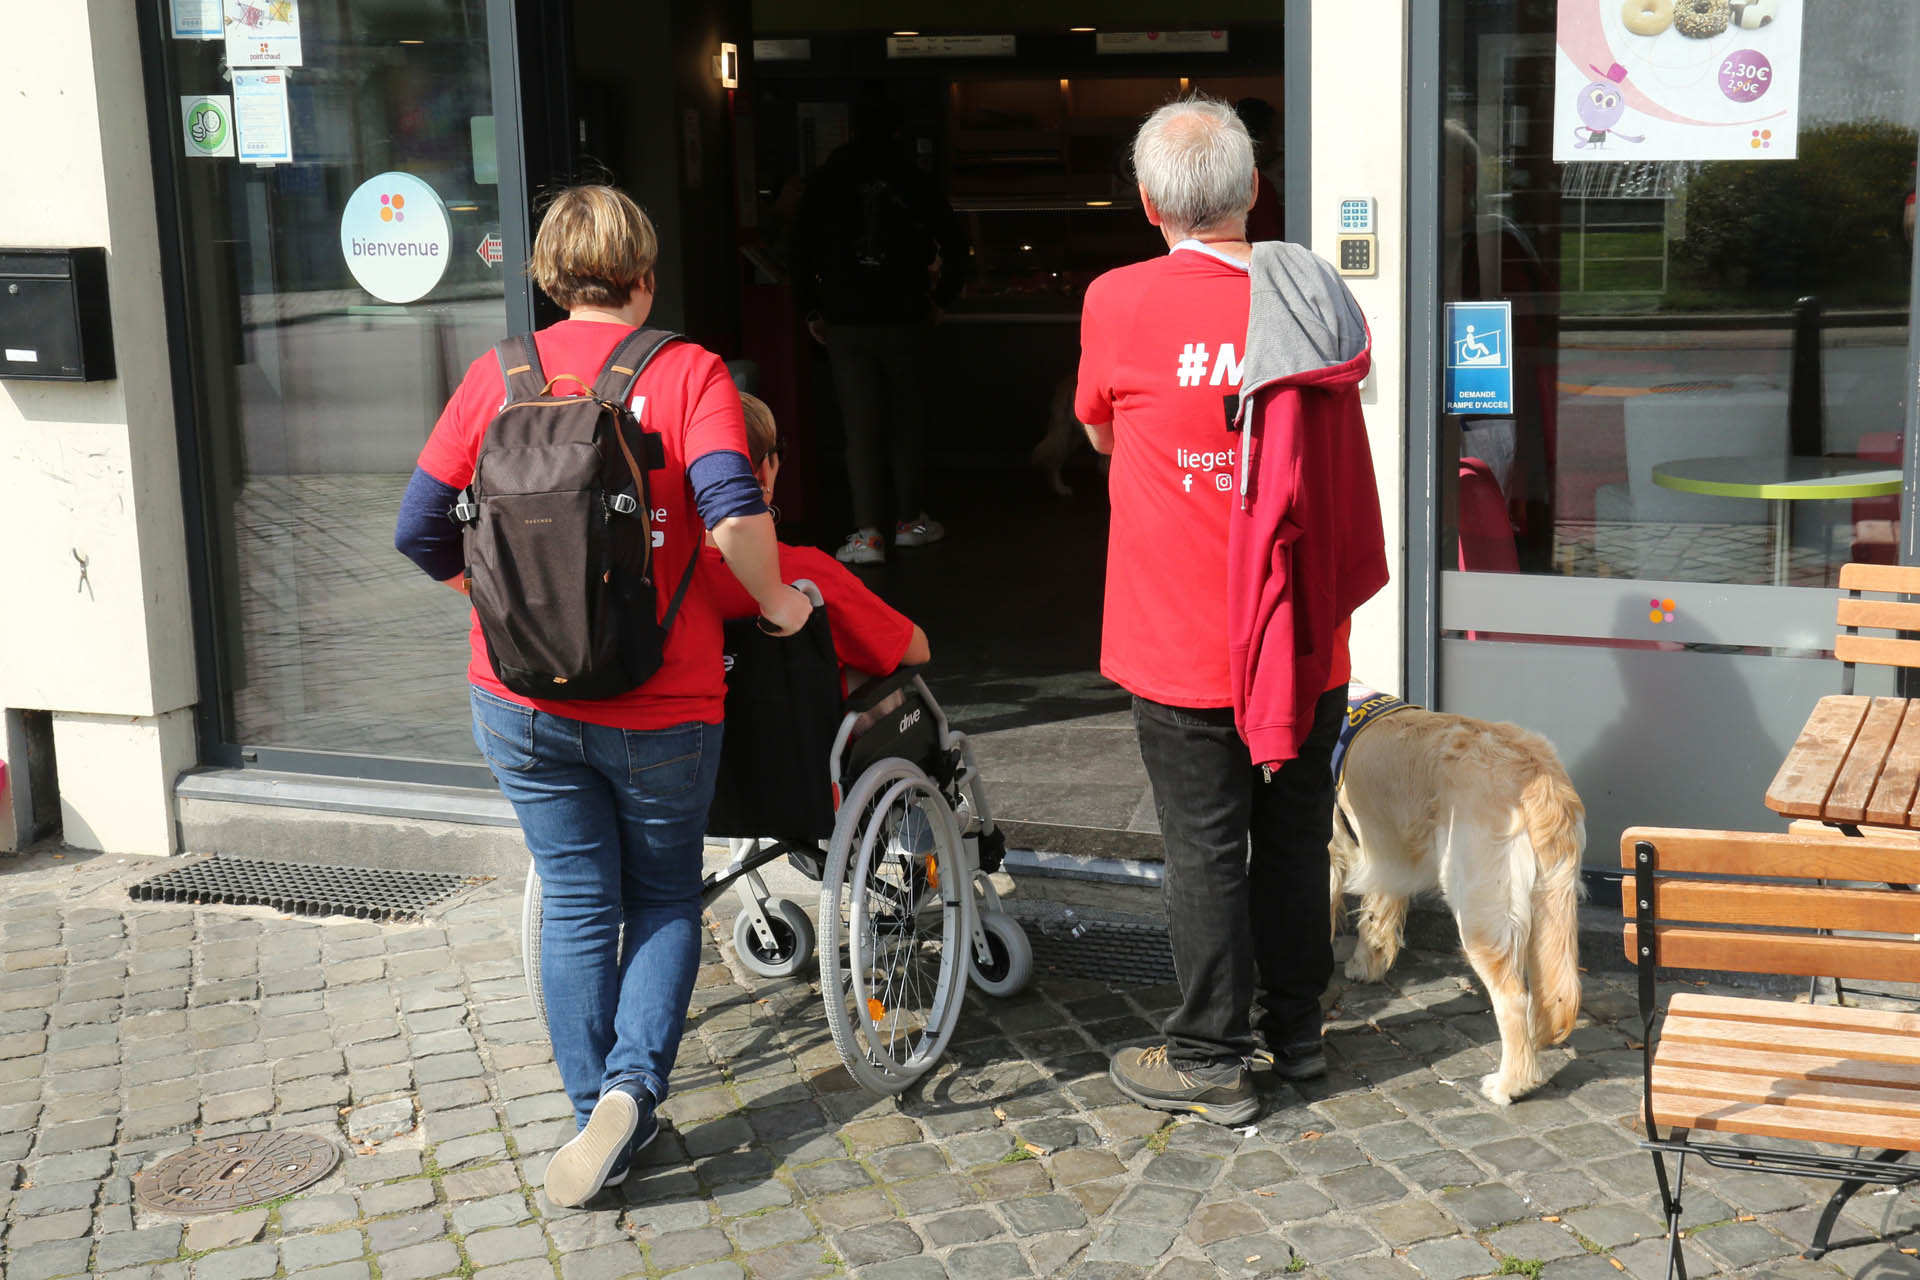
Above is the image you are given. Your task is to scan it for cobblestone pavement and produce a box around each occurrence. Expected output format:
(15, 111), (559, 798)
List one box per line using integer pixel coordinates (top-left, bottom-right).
(0, 849), (1914, 1280)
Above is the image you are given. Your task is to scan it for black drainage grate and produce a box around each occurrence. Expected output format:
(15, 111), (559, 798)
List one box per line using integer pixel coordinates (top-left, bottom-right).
(135, 1131), (341, 1214)
(1003, 901), (1177, 988)
(128, 854), (479, 921)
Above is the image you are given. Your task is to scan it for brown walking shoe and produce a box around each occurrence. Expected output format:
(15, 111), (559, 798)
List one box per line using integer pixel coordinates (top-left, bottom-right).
(1108, 1043), (1259, 1125)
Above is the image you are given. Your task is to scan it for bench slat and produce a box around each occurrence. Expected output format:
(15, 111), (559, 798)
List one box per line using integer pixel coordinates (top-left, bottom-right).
(1839, 562), (1920, 595)
(1835, 634), (1920, 671)
(1621, 826), (1919, 882)
(1660, 1014), (1920, 1066)
(1628, 879), (1920, 935)
(1827, 697), (1909, 823)
(1867, 703), (1920, 827)
(1767, 697), (1871, 818)
(1669, 992), (1920, 1037)
(1651, 1091), (1920, 1149)
(1836, 596), (1920, 633)
(1652, 1065), (1920, 1119)
(1656, 1040), (1920, 1093)
(1786, 819), (1920, 845)
(1625, 923), (1920, 984)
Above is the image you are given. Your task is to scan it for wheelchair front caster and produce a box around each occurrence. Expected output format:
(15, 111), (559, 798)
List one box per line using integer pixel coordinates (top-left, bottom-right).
(732, 897), (816, 979)
(968, 909), (1033, 998)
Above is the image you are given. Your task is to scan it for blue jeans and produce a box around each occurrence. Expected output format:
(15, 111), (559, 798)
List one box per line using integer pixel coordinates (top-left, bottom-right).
(471, 688), (721, 1128)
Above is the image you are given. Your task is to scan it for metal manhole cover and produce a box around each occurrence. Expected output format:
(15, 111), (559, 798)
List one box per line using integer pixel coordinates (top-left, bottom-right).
(135, 1131), (341, 1214)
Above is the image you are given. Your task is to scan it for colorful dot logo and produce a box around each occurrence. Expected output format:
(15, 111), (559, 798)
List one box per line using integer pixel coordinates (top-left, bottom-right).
(1749, 129), (1773, 150)
(1649, 597), (1677, 624)
(379, 193), (406, 223)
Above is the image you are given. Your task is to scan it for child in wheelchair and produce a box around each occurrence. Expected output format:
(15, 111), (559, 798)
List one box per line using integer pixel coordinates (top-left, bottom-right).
(527, 393), (1031, 1097)
(698, 393), (929, 690)
(702, 395), (1031, 1090)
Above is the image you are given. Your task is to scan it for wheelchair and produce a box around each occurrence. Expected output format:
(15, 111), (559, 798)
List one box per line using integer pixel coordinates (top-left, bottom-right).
(521, 582), (1032, 1095)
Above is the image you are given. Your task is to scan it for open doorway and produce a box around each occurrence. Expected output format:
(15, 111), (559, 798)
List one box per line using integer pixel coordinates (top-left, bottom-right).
(564, 6), (1287, 853)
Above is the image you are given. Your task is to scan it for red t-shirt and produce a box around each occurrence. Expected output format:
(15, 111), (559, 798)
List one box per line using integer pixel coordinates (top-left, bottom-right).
(1076, 245), (1348, 709)
(416, 320), (748, 730)
(698, 544), (915, 686)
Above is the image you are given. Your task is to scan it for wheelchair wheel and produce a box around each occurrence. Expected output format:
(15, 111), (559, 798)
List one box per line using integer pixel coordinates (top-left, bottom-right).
(521, 864), (547, 1031)
(818, 759), (973, 1094)
(968, 909), (1033, 998)
(732, 898), (815, 979)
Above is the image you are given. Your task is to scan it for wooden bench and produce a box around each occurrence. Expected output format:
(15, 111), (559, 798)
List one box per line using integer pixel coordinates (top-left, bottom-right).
(1623, 826), (1920, 1278)
(1767, 561), (1920, 831)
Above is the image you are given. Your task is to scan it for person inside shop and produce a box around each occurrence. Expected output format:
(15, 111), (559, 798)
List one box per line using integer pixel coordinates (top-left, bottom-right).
(700, 391), (932, 684)
(393, 185), (811, 1209)
(1235, 96), (1285, 242)
(792, 82), (968, 567)
(1075, 97), (1384, 1126)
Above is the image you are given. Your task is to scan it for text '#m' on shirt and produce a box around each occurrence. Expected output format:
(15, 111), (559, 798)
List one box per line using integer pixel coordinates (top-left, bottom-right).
(1075, 247), (1250, 709)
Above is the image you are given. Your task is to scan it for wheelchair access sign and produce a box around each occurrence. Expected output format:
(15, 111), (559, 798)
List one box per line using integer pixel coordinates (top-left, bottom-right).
(1443, 300), (1513, 415)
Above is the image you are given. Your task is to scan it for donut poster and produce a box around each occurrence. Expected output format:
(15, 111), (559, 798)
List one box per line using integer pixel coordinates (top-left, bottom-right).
(1552, 0), (1803, 161)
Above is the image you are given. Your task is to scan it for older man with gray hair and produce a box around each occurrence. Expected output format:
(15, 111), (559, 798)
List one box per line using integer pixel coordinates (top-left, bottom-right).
(1075, 97), (1382, 1123)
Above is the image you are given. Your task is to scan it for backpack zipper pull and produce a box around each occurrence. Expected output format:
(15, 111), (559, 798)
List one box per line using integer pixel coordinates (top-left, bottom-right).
(1261, 764), (1274, 784)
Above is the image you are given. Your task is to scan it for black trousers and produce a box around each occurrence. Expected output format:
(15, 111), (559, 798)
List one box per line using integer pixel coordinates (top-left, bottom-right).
(823, 321), (932, 530)
(1132, 687), (1344, 1070)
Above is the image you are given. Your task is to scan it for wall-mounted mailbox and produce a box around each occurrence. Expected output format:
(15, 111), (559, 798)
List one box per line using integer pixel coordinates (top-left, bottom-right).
(0, 248), (115, 383)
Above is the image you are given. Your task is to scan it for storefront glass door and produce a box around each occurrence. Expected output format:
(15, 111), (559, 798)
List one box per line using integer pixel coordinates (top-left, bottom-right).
(148, 1), (511, 777)
(1427, 2), (1920, 870)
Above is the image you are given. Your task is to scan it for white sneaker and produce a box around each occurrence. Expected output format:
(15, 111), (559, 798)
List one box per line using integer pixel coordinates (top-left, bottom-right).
(835, 528), (885, 565)
(894, 514), (945, 548)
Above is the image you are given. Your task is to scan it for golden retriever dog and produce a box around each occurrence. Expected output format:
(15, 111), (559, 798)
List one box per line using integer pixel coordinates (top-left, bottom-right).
(1329, 695), (1585, 1105)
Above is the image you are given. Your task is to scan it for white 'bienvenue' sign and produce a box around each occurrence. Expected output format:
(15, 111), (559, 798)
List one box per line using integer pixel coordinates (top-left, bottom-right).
(340, 172), (451, 303)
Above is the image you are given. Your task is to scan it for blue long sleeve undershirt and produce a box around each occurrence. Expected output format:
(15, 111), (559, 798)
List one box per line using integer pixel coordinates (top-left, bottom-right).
(393, 449), (766, 581)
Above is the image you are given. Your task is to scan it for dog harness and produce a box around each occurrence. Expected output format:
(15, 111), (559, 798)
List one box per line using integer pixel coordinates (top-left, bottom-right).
(1332, 683), (1417, 786)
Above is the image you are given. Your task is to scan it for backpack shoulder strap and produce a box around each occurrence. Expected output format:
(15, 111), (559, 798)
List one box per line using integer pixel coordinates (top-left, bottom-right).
(594, 328), (681, 405)
(494, 335), (546, 408)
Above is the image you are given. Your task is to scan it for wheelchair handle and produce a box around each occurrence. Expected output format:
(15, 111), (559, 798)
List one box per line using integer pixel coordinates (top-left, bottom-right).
(791, 578), (825, 607)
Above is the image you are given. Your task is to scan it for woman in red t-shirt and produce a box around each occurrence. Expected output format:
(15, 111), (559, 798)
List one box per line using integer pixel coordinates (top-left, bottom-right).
(395, 187), (810, 1209)
(700, 393), (930, 686)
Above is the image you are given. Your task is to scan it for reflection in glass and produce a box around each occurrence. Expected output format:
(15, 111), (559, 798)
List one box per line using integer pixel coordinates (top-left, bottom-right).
(161, 3), (504, 760)
(1442, 5), (1918, 591)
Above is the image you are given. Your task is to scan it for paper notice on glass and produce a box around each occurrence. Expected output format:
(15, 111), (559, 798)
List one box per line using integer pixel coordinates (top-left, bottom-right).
(1552, 0), (1802, 161)
(233, 69), (294, 165)
(225, 0), (303, 67)
(170, 0), (223, 39)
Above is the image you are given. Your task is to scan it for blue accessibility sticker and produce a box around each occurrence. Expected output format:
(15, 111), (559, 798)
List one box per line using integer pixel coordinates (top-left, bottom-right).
(1443, 300), (1513, 415)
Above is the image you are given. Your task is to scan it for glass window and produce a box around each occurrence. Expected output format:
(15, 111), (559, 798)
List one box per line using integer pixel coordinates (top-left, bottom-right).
(154, 3), (506, 765)
(1441, 4), (1919, 593)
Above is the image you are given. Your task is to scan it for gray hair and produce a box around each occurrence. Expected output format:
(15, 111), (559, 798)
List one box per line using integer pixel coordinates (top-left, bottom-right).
(1131, 97), (1256, 237)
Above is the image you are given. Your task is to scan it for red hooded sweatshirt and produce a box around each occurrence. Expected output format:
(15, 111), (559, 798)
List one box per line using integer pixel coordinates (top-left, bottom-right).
(1230, 242), (1389, 770)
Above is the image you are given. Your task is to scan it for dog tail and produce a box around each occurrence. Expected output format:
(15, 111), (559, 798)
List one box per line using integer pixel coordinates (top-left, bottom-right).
(1520, 763), (1586, 1046)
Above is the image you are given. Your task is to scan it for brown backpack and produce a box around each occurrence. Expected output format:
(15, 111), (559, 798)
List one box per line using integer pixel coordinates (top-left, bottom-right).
(454, 328), (698, 700)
